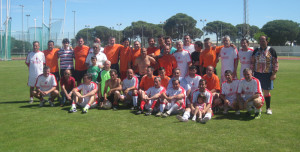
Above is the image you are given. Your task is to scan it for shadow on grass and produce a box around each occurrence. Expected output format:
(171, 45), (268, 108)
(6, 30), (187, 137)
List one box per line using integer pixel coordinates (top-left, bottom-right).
(213, 112), (254, 121)
(0, 100), (29, 104)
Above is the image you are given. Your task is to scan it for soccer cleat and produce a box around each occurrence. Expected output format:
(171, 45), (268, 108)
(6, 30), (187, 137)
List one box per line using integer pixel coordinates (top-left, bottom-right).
(39, 100), (45, 107)
(161, 112), (170, 118)
(201, 116), (210, 124)
(136, 110), (143, 115)
(235, 110), (240, 115)
(48, 100), (54, 107)
(82, 107), (88, 114)
(266, 108), (272, 115)
(176, 115), (188, 122)
(254, 112), (261, 119)
(29, 97), (34, 104)
(69, 107), (77, 113)
(156, 112), (163, 117)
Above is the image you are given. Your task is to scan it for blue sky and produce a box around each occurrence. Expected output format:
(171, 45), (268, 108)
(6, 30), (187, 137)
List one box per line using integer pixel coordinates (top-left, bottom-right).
(1, 0), (300, 39)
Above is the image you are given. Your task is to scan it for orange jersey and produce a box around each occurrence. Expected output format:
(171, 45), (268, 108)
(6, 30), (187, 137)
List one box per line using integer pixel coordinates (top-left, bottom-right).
(131, 48), (141, 66)
(158, 54), (177, 77)
(147, 47), (160, 57)
(74, 45), (89, 71)
(139, 75), (155, 91)
(199, 46), (223, 68)
(43, 48), (59, 73)
(202, 73), (220, 91)
(119, 46), (132, 72)
(160, 76), (170, 89)
(104, 44), (122, 64)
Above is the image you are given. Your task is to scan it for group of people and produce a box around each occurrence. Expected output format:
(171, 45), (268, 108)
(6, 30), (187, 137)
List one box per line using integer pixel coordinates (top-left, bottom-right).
(25, 34), (278, 123)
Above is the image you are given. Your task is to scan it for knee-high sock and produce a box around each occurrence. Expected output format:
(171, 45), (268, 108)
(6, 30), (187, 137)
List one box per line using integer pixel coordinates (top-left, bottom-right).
(204, 113), (212, 120)
(182, 111), (190, 120)
(160, 103), (165, 112)
(265, 95), (271, 109)
(151, 100), (157, 109)
(167, 103), (179, 115)
(133, 94), (138, 107)
(140, 100), (146, 111)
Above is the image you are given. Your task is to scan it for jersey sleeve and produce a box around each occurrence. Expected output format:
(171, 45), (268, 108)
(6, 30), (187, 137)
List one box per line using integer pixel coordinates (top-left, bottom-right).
(191, 91), (198, 103)
(76, 84), (83, 91)
(35, 76), (41, 88)
(85, 54), (91, 64)
(25, 53), (30, 64)
(51, 75), (57, 87)
(42, 53), (46, 64)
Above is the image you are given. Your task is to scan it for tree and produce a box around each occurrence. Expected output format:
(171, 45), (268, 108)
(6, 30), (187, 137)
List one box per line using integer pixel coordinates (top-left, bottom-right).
(163, 13), (202, 40)
(253, 31), (269, 43)
(249, 25), (260, 43)
(261, 20), (299, 45)
(205, 21), (237, 45)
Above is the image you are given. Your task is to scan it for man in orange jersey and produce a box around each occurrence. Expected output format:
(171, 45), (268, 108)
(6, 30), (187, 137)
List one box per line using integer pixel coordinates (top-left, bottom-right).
(147, 37), (160, 58)
(119, 38), (132, 80)
(130, 41), (141, 70)
(157, 45), (177, 77)
(139, 66), (155, 91)
(104, 37), (122, 73)
(74, 37), (90, 85)
(43, 40), (60, 84)
(134, 48), (156, 82)
(158, 67), (170, 89)
(199, 38), (222, 76)
(157, 35), (165, 51)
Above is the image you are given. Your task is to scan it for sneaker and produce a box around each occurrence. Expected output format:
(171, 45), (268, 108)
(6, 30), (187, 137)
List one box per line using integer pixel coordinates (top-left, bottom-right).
(192, 116), (196, 121)
(254, 112), (261, 119)
(156, 112), (163, 117)
(176, 115), (188, 122)
(39, 100), (45, 107)
(69, 107), (77, 113)
(82, 107), (88, 114)
(136, 110), (143, 115)
(162, 112), (170, 118)
(201, 116), (210, 124)
(235, 110), (240, 115)
(145, 112), (151, 116)
(48, 100), (54, 107)
(266, 108), (272, 115)
(29, 97), (34, 104)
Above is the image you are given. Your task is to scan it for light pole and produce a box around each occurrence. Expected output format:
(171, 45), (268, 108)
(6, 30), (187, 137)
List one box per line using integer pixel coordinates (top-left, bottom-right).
(141, 25), (144, 46)
(160, 21), (165, 35)
(34, 18), (37, 41)
(19, 5), (24, 56)
(200, 19), (206, 42)
(72, 11), (76, 39)
(85, 25), (90, 45)
(116, 23), (122, 43)
(181, 23), (186, 40)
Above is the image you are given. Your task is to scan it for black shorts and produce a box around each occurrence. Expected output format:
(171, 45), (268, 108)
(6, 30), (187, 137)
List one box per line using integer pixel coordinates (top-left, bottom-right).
(74, 70), (87, 83)
(52, 71), (60, 82)
(60, 69), (75, 78)
(254, 72), (274, 90)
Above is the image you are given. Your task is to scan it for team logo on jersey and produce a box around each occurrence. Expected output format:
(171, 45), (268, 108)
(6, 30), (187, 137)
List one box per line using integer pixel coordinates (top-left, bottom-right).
(243, 57), (246, 60)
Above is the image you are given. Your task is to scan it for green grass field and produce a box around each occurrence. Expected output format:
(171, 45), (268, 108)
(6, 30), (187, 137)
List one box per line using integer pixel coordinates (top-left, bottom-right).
(0, 60), (299, 152)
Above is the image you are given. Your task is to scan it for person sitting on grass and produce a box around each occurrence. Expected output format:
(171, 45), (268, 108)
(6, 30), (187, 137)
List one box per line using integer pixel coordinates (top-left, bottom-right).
(237, 68), (264, 119)
(177, 79), (213, 124)
(60, 69), (76, 106)
(103, 69), (122, 110)
(158, 78), (186, 118)
(191, 94), (207, 122)
(34, 66), (59, 107)
(98, 60), (111, 108)
(120, 69), (139, 110)
(136, 76), (166, 116)
(69, 73), (98, 114)
(218, 70), (240, 115)
(87, 56), (101, 83)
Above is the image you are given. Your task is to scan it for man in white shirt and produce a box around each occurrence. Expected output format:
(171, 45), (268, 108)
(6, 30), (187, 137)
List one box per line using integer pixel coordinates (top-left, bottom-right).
(33, 66), (59, 107)
(173, 40), (192, 77)
(121, 69), (139, 110)
(183, 35), (195, 54)
(85, 43), (107, 68)
(26, 41), (46, 104)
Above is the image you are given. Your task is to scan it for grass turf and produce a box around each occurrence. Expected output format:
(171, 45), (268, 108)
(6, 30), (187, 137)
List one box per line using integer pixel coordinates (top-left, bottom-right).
(0, 60), (299, 151)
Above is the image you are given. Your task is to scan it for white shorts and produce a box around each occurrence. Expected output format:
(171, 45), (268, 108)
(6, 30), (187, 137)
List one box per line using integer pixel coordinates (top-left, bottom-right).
(28, 76), (38, 87)
(78, 97), (97, 108)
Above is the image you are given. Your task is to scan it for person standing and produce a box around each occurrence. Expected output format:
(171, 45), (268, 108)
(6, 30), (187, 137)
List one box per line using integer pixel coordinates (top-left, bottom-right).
(251, 36), (279, 115)
(74, 37), (90, 85)
(238, 38), (253, 79)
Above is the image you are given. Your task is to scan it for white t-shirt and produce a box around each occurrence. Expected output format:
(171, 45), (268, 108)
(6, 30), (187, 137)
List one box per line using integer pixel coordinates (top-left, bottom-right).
(219, 47), (238, 82)
(166, 86), (186, 107)
(183, 44), (195, 54)
(221, 79), (239, 103)
(76, 82), (98, 96)
(122, 76), (139, 90)
(191, 89), (213, 106)
(35, 74), (57, 91)
(85, 52), (107, 67)
(237, 77), (264, 101)
(145, 86), (166, 104)
(26, 51), (45, 79)
(173, 50), (192, 77)
(185, 74), (202, 93)
(238, 48), (254, 79)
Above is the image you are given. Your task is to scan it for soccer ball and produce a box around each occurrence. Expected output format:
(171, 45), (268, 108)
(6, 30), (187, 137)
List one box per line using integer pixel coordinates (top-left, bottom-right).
(103, 101), (112, 109)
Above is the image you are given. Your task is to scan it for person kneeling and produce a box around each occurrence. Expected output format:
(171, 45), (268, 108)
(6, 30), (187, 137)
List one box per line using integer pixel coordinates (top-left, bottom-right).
(33, 66), (59, 107)
(69, 73), (98, 113)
